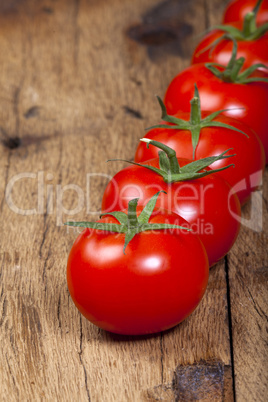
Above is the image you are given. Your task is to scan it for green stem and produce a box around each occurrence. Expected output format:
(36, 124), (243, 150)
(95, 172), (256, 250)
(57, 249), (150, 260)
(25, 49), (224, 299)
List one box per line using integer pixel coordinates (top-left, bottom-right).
(230, 58), (245, 82)
(242, 12), (257, 37)
(142, 139), (181, 174)
(127, 198), (139, 227)
(65, 192), (191, 254)
(205, 36), (268, 83)
(253, 0), (263, 16)
(190, 97), (201, 125)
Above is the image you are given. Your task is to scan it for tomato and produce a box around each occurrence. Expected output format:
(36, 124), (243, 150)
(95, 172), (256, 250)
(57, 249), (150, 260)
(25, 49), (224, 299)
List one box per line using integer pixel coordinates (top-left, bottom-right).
(135, 109), (265, 206)
(164, 63), (268, 162)
(223, 0), (268, 25)
(191, 21), (268, 71)
(101, 156), (241, 267)
(67, 204), (209, 335)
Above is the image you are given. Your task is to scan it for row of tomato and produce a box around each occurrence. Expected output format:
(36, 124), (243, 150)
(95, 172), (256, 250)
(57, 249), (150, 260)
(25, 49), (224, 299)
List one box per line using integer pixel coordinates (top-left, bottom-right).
(66, 0), (268, 335)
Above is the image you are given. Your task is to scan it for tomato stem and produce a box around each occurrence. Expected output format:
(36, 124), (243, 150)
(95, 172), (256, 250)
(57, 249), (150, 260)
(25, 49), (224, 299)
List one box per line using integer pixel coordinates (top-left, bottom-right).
(136, 141), (235, 183)
(206, 36), (268, 83)
(146, 84), (247, 159)
(242, 12), (257, 37)
(190, 97), (201, 126)
(253, 0), (263, 17)
(127, 198), (139, 227)
(201, 0), (266, 45)
(65, 191), (191, 254)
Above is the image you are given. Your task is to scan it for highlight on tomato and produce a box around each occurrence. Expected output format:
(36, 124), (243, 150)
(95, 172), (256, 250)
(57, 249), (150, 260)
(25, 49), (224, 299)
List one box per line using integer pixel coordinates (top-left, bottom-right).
(102, 142), (241, 267)
(66, 192), (209, 335)
(192, 0), (268, 71)
(223, 0), (268, 25)
(135, 85), (265, 206)
(164, 39), (268, 162)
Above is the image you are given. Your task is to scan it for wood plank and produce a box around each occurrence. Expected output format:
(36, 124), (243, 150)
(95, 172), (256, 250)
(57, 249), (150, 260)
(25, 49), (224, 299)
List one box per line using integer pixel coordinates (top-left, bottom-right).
(0, 1), (164, 400)
(228, 168), (268, 402)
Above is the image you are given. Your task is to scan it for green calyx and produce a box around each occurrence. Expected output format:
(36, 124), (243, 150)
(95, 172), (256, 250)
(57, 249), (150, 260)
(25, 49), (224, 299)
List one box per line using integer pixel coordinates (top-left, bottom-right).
(205, 35), (268, 84)
(147, 84), (248, 159)
(108, 140), (235, 184)
(207, 0), (267, 41)
(65, 191), (190, 254)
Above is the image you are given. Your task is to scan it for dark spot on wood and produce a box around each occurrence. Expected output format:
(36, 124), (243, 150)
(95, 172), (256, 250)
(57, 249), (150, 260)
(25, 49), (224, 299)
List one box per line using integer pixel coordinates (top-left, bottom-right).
(123, 106), (143, 119)
(126, 0), (194, 60)
(130, 77), (142, 86)
(105, 114), (114, 120)
(42, 7), (54, 14)
(128, 24), (177, 46)
(1, 122), (57, 149)
(143, 0), (194, 23)
(0, 0), (24, 13)
(2, 136), (21, 149)
(24, 106), (41, 119)
(0, 126), (21, 149)
(172, 360), (231, 400)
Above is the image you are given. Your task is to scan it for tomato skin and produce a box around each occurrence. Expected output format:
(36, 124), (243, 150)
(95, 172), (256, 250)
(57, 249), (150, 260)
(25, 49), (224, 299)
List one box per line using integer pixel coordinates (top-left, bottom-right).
(223, 0), (268, 25)
(135, 113), (265, 206)
(67, 209), (209, 335)
(164, 63), (268, 162)
(101, 159), (241, 267)
(191, 22), (268, 71)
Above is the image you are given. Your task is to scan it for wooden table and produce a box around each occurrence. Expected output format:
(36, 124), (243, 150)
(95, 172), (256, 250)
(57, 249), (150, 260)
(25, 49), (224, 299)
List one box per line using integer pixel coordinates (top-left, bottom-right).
(0, 0), (267, 400)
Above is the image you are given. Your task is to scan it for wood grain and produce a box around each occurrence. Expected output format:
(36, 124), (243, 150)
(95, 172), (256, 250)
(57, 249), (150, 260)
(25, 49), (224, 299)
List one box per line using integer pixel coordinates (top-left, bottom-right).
(228, 169), (268, 402)
(0, 0), (266, 401)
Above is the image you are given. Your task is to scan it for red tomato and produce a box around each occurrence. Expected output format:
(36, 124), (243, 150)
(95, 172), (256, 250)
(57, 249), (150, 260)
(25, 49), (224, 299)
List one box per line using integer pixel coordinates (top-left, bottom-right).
(223, 0), (268, 25)
(191, 21), (268, 71)
(164, 64), (268, 162)
(101, 159), (241, 267)
(135, 113), (265, 206)
(67, 208), (209, 335)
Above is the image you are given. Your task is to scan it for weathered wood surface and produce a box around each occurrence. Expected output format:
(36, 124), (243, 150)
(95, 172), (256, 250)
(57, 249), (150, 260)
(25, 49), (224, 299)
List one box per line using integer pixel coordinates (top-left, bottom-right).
(0, 0), (267, 400)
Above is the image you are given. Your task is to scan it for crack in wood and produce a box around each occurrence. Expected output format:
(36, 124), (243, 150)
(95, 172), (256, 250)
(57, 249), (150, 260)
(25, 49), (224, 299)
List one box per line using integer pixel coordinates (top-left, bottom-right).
(5, 353), (19, 399)
(39, 223), (49, 259)
(73, 0), (81, 67)
(247, 287), (268, 321)
(57, 294), (61, 329)
(42, 243), (51, 291)
(79, 315), (91, 401)
(224, 255), (236, 402)
(0, 297), (7, 328)
(160, 332), (164, 384)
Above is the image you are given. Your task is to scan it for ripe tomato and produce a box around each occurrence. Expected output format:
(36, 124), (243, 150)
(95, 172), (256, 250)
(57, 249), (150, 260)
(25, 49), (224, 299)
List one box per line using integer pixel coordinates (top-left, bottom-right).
(164, 64), (268, 162)
(102, 158), (241, 267)
(67, 207), (209, 335)
(135, 112), (265, 206)
(223, 0), (268, 25)
(191, 21), (268, 71)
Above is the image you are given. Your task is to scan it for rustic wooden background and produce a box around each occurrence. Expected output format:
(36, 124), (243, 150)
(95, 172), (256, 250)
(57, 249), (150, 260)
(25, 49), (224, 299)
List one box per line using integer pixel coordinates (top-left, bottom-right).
(0, 0), (267, 400)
